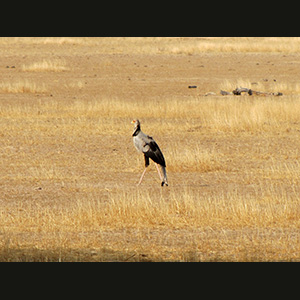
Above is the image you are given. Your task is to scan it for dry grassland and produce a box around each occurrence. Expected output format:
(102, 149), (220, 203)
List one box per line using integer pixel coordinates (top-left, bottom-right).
(1, 37), (300, 261)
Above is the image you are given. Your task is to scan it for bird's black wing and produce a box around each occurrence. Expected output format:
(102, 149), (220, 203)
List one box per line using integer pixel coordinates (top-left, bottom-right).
(144, 140), (166, 167)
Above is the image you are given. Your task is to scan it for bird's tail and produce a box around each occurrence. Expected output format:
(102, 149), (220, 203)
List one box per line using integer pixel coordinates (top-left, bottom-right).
(161, 166), (168, 187)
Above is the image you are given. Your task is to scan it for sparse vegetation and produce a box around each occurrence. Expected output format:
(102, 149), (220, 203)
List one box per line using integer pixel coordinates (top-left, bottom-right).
(22, 59), (68, 72)
(0, 80), (47, 93)
(1, 37), (300, 261)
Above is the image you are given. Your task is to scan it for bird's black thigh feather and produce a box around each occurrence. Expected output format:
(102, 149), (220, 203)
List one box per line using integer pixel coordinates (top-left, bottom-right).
(144, 155), (150, 167)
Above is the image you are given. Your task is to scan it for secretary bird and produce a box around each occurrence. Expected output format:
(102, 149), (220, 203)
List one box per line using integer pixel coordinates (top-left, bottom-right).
(131, 119), (168, 187)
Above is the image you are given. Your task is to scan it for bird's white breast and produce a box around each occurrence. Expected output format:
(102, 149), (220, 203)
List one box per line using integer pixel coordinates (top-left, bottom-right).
(133, 136), (144, 152)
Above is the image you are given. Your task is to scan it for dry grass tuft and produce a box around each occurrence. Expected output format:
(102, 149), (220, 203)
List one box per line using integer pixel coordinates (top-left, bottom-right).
(22, 59), (68, 72)
(0, 80), (47, 93)
(167, 143), (223, 173)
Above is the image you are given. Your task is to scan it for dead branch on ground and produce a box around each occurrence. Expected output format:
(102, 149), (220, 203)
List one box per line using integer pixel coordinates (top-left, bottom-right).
(220, 87), (283, 97)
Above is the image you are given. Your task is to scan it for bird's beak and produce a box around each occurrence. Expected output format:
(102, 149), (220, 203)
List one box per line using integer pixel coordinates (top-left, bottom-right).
(131, 120), (136, 124)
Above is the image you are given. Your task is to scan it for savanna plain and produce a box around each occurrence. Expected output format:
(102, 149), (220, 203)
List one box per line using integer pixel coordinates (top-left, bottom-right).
(1, 37), (300, 261)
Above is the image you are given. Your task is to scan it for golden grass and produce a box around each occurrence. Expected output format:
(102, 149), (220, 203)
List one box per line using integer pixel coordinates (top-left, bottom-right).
(76, 95), (300, 135)
(21, 59), (68, 72)
(1, 38), (300, 261)
(0, 80), (47, 93)
(1, 94), (300, 261)
(1, 183), (300, 261)
(165, 37), (300, 54)
(1, 37), (300, 54)
(167, 143), (223, 173)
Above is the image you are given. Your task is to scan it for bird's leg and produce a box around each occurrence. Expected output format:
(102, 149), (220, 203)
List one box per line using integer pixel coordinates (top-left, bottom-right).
(155, 163), (163, 181)
(137, 155), (150, 186)
(137, 167), (147, 186)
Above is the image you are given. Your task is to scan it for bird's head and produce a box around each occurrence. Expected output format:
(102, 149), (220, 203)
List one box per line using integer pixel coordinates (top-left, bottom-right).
(131, 119), (140, 128)
(131, 119), (141, 135)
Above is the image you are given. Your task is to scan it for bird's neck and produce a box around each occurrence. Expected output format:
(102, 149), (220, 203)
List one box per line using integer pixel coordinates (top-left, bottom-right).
(132, 125), (141, 136)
